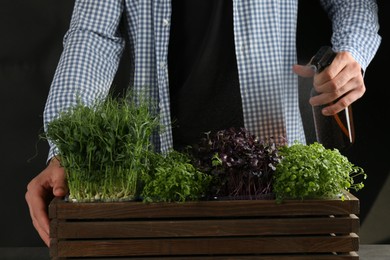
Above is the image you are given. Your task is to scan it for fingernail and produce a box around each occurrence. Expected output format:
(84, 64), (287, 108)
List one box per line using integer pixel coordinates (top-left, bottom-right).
(54, 187), (65, 195)
(322, 108), (330, 116)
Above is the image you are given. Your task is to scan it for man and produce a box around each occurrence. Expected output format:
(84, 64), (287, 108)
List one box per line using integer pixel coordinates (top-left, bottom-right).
(26, 0), (381, 246)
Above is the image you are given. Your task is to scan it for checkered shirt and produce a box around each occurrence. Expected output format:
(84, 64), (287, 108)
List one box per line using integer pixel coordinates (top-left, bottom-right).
(44, 0), (381, 160)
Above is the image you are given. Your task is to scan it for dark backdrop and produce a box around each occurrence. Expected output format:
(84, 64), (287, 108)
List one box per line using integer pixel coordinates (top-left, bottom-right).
(0, 0), (388, 247)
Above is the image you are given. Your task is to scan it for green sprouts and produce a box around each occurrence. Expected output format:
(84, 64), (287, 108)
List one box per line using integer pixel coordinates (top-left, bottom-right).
(44, 97), (367, 204)
(273, 142), (366, 202)
(141, 150), (212, 203)
(45, 92), (160, 202)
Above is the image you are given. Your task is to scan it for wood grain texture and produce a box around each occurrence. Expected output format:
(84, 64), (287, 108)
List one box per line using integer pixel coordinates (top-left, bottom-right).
(49, 192), (360, 259)
(49, 193), (359, 219)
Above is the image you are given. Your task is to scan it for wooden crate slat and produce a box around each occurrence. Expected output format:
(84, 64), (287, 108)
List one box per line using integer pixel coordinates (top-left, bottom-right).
(49, 195), (359, 219)
(53, 215), (359, 239)
(52, 252), (359, 260)
(55, 235), (359, 257)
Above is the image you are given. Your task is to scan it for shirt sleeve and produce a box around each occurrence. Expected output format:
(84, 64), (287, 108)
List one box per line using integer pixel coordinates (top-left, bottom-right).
(43, 0), (126, 161)
(319, 0), (381, 71)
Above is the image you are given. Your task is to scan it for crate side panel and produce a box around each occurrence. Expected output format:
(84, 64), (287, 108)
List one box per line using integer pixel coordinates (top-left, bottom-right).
(50, 195), (359, 219)
(53, 252), (359, 260)
(55, 235), (359, 257)
(55, 216), (359, 239)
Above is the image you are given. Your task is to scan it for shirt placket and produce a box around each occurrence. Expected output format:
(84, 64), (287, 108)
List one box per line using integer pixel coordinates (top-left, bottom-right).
(153, 0), (173, 153)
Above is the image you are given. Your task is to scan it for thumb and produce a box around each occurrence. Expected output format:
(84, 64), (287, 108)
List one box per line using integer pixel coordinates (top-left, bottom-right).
(52, 167), (68, 197)
(53, 185), (68, 197)
(292, 64), (315, 78)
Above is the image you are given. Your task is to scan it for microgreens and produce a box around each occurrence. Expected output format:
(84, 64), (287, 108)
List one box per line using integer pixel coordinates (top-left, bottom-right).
(44, 91), (159, 202)
(188, 127), (281, 199)
(141, 150), (212, 202)
(273, 141), (366, 202)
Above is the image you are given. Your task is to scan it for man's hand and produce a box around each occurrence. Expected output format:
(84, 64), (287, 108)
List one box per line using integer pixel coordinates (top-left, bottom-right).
(293, 51), (365, 116)
(25, 157), (68, 247)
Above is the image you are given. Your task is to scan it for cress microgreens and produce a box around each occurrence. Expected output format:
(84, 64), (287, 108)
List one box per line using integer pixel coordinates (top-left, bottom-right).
(273, 141), (367, 202)
(44, 91), (160, 202)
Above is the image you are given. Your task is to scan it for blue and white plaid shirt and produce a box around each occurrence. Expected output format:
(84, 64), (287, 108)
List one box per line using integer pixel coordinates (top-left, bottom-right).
(44, 0), (381, 160)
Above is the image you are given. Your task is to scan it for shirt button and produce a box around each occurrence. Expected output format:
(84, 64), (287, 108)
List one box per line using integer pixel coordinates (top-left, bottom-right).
(163, 18), (170, 26)
(160, 62), (167, 69)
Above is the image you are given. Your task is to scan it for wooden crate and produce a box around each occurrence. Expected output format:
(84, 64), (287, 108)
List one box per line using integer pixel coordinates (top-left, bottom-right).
(49, 192), (360, 260)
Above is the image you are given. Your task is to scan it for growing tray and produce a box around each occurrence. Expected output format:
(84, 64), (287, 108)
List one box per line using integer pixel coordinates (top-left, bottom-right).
(49, 191), (360, 259)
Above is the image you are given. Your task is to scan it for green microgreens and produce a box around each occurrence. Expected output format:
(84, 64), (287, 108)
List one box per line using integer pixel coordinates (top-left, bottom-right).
(44, 91), (159, 202)
(141, 150), (212, 203)
(273, 141), (366, 202)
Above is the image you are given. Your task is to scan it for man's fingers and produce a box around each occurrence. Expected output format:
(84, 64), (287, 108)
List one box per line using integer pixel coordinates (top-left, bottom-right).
(292, 64), (315, 78)
(31, 208), (50, 247)
(49, 158), (68, 197)
(36, 227), (50, 247)
(25, 159), (67, 248)
(52, 173), (68, 197)
(25, 183), (51, 246)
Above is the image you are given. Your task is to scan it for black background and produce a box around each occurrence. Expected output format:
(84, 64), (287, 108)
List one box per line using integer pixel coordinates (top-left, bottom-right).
(0, 0), (388, 247)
